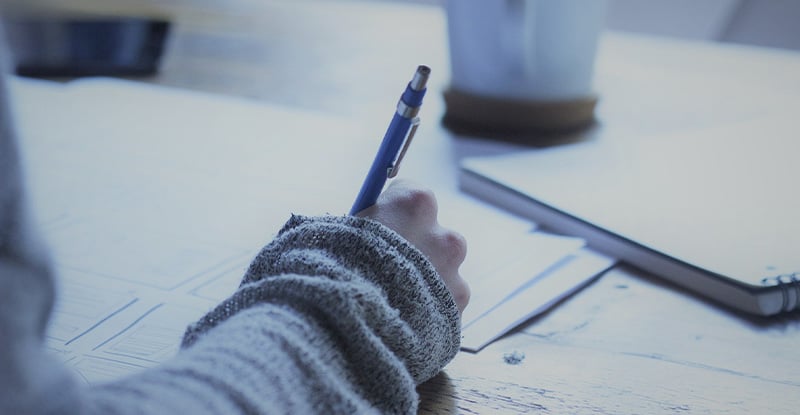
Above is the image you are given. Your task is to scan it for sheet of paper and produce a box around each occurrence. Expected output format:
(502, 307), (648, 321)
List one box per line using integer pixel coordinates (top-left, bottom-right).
(436, 191), (616, 352)
(461, 248), (616, 352)
(459, 231), (585, 327)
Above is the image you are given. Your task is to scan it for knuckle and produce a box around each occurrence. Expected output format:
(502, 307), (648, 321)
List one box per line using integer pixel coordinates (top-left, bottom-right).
(457, 283), (471, 307)
(450, 275), (471, 310)
(395, 187), (438, 218)
(436, 228), (468, 266)
(444, 230), (468, 264)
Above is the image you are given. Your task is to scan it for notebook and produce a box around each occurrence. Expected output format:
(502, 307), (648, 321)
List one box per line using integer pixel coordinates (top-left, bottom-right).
(459, 113), (800, 316)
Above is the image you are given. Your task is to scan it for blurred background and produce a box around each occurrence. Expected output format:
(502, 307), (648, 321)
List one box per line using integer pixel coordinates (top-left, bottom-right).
(4, 0), (800, 50)
(385, 0), (800, 51)
(2, 0), (798, 121)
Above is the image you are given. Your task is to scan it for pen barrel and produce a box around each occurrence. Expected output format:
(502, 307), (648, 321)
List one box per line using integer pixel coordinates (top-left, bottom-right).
(349, 113), (413, 215)
(397, 82), (427, 119)
(401, 84), (426, 108)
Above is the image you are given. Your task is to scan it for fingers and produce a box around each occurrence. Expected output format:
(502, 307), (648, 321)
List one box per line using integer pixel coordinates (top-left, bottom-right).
(359, 179), (437, 226)
(358, 179), (470, 313)
(430, 226), (468, 272)
(430, 227), (470, 313)
(444, 270), (471, 314)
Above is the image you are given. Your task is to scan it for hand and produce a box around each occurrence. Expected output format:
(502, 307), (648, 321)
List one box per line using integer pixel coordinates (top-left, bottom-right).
(356, 179), (470, 314)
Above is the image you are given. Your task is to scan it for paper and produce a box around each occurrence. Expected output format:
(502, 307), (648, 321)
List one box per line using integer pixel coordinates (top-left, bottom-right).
(461, 248), (615, 352)
(11, 77), (616, 383)
(12, 76), (373, 383)
(436, 191), (616, 352)
(459, 232), (584, 326)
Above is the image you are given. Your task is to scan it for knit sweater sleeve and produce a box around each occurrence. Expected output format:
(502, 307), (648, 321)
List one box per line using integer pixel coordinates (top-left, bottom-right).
(85, 214), (462, 414)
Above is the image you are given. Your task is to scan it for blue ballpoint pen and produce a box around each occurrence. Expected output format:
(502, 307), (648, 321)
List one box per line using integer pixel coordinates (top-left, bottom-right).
(349, 65), (430, 215)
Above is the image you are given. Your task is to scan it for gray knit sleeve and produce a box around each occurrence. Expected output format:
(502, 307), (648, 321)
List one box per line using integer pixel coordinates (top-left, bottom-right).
(173, 214), (461, 413)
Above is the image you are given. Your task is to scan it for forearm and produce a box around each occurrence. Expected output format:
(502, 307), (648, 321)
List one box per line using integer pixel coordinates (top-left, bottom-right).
(88, 215), (460, 414)
(190, 215), (460, 378)
(88, 303), (376, 414)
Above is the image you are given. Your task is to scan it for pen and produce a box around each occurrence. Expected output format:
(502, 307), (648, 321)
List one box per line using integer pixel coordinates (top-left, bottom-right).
(349, 65), (430, 215)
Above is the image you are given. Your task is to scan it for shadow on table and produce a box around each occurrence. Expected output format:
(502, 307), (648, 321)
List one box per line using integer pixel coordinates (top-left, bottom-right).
(416, 371), (456, 414)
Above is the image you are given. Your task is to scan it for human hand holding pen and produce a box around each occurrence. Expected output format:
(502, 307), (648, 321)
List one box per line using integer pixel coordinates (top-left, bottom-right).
(350, 66), (469, 313)
(357, 179), (471, 314)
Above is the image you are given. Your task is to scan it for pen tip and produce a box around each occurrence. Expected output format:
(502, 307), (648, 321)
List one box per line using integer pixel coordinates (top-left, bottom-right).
(411, 65), (431, 91)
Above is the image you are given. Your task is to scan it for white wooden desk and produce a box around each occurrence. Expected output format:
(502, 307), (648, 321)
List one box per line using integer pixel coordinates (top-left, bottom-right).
(14, 0), (800, 413)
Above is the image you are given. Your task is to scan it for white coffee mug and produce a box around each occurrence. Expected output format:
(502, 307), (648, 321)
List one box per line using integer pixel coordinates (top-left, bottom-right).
(446, 0), (606, 101)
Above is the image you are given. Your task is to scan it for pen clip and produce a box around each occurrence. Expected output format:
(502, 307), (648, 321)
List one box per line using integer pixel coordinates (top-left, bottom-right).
(388, 117), (420, 178)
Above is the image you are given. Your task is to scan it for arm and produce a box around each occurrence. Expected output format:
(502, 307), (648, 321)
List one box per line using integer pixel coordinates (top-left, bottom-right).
(87, 188), (465, 414)
(0, 29), (467, 414)
(91, 211), (462, 414)
(0, 27), (82, 414)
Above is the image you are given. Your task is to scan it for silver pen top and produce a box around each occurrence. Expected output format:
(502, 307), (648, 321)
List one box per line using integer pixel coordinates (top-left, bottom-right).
(409, 65), (431, 91)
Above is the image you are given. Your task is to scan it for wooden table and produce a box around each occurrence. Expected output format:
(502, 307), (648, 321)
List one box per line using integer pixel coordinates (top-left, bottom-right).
(13, 1), (800, 413)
